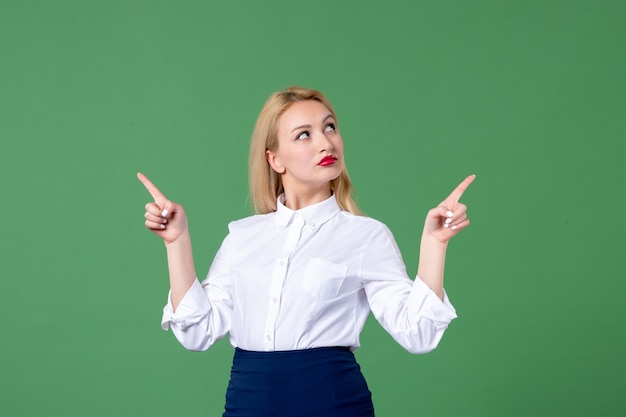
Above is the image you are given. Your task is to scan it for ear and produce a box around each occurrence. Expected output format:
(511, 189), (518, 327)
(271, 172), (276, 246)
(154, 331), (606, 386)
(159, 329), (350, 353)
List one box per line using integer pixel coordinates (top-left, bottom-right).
(266, 150), (286, 174)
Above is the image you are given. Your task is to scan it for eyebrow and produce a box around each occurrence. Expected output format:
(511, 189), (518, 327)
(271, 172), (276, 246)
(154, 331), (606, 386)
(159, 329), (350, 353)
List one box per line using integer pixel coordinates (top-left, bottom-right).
(290, 114), (334, 133)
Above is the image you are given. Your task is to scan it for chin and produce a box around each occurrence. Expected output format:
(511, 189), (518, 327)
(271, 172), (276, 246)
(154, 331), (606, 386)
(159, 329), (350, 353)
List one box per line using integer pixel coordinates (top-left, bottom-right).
(327, 170), (342, 183)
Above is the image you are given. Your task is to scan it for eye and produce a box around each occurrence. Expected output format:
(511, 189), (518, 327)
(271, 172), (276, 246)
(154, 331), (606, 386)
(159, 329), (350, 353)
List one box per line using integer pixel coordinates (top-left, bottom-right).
(295, 131), (310, 140)
(325, 122), (336, 132)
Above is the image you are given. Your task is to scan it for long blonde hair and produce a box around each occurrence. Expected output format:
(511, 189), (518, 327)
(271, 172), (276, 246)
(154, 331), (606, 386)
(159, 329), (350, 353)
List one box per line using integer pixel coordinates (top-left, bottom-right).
(249, 86), (361, 215)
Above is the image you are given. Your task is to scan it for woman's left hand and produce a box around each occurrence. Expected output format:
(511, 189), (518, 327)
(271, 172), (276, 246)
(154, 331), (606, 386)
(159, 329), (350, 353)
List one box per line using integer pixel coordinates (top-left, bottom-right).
(423, 175), (475, 244)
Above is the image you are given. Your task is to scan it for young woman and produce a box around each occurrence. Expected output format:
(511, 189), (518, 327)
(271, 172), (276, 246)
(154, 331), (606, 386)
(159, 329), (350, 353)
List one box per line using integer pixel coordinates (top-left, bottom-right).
(138, 86), (474, 417)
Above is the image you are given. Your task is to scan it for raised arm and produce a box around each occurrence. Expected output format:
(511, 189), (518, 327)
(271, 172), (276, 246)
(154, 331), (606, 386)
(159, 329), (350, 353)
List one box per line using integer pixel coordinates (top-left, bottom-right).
(138, 173), (196, 310)
(417, 175), (475, 299)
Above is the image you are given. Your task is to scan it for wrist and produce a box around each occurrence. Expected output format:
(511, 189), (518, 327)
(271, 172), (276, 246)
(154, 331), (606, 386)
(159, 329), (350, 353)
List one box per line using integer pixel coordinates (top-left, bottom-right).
(421, 233), (449, 250)
(164, 230), (192, 250)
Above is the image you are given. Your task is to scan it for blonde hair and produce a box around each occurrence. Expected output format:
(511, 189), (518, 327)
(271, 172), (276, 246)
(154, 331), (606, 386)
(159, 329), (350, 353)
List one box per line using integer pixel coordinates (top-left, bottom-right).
(249, 86), (361, 215)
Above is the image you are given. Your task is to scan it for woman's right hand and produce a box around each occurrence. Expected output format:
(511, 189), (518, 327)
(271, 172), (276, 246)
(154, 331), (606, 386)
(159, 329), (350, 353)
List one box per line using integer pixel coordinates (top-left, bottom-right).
(137, 172), (188, 244)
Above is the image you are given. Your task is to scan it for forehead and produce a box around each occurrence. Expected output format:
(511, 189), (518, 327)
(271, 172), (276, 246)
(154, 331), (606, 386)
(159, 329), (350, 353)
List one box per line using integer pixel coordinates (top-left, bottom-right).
(279, 100), (333, 129)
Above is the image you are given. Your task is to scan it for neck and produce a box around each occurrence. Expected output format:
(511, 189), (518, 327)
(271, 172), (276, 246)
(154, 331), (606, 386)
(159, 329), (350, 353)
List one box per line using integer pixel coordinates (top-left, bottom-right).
(283, 185), (332, 211)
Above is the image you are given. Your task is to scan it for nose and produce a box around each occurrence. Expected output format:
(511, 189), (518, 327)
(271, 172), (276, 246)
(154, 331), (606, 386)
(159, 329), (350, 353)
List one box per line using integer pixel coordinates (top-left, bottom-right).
(317, 131), (334, 153)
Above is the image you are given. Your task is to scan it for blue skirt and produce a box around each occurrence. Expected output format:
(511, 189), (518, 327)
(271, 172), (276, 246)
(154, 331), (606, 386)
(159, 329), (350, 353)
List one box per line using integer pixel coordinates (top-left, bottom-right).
(223, 347), (375, 417)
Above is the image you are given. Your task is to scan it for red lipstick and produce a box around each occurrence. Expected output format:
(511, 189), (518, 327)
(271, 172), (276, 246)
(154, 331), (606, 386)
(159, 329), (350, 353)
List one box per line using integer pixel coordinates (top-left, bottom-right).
(318, 155), (338, 166)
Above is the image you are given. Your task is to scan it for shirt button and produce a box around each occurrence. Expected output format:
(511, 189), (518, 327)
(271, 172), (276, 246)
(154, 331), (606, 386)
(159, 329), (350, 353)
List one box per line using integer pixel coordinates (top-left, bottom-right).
(266, 335), (271, 341)
(310, 223), (316, 228)
(272, 297), (278, 303)
(279, 260), (285, 266)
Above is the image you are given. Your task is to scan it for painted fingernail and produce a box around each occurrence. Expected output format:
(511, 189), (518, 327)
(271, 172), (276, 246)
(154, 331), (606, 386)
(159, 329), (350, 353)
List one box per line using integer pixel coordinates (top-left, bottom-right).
(162, 218), (168, 224)
(444, 223), (449, 229)
(160, 224), (166, 229)
(446, 210), (454, 217)
(161, 209), (169, 217)
(451, 225), (458, 230)
(445, 218), (453, 224)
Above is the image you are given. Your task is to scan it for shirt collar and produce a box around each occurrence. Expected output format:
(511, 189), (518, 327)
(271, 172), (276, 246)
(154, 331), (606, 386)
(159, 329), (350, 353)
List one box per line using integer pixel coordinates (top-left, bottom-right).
(275, 193), (341, 230)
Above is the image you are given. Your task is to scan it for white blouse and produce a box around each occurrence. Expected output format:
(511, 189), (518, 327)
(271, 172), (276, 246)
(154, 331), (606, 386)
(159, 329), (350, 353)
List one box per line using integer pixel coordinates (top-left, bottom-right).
(161, 195), (457, 353)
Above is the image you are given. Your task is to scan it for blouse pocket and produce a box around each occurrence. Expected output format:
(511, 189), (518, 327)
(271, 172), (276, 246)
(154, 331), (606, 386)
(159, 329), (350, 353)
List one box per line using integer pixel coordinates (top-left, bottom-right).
(302, 258), (348, 300)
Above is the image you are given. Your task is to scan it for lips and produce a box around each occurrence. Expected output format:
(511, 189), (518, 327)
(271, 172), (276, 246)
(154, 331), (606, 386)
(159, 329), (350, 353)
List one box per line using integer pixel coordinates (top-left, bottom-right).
(318, 155), (337, 166)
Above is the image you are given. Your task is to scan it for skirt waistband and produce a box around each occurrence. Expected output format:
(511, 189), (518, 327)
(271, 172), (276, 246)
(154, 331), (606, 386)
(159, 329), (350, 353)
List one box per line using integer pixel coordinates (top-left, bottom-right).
(233, 347), (353, 370)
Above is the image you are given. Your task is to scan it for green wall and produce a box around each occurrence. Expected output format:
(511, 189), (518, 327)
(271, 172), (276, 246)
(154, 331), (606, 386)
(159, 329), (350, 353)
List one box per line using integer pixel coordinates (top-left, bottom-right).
(2, 1), (624, 416)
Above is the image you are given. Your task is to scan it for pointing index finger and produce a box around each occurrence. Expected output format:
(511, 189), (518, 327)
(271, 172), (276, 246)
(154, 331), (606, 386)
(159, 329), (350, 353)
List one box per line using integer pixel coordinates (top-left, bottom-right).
(137, 172), (167, 203)
(443, 174), (476, 205)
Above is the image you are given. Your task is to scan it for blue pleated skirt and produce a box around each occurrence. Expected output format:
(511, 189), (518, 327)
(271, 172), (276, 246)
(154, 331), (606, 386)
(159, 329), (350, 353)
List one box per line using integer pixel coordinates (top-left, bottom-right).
(223, 347), (375, 417)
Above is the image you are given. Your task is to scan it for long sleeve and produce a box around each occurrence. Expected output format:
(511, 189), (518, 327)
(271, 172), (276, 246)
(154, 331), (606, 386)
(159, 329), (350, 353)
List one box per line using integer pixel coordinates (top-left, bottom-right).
(360, 223), (457, 354)
(161, 234), (233, 351)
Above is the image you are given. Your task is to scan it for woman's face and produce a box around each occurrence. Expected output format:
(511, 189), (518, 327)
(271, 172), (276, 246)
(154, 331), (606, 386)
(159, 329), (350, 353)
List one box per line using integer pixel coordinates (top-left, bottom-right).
(267, 100), (344, 195)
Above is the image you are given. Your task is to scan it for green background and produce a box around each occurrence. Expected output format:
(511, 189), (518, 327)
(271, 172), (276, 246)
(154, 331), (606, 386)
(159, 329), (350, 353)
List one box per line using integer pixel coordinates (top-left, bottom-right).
(2, 1), (624, 416)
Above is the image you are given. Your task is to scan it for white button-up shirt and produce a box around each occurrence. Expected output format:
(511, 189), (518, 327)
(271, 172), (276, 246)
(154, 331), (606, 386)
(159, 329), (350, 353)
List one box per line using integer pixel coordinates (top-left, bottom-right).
(162, 195), (457, 353)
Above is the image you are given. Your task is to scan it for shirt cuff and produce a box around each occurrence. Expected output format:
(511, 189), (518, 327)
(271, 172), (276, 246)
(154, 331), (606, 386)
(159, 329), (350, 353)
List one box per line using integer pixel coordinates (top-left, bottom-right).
(410, 276), (458, 330)
(161, 279), (212, 331)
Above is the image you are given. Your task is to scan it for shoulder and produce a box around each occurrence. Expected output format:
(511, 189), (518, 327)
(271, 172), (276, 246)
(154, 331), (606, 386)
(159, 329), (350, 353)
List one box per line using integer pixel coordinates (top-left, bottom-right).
(338, 211), (389, 229)
(335, 211), (395, 240)
(227, 212), (275, 233)
(338, 213), (403, 257)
